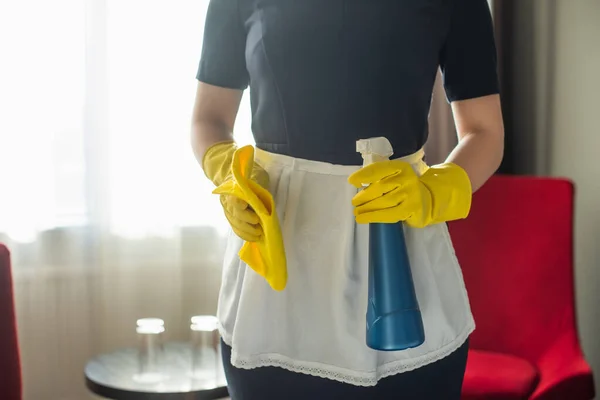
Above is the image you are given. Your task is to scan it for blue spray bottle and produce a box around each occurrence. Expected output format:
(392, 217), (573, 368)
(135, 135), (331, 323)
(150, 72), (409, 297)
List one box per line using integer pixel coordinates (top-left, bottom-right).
(356, 137), (425, 351)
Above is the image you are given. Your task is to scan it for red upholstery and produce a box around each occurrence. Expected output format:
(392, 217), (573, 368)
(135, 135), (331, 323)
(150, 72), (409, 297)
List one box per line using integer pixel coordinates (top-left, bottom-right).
(449, 175), (595, 400)
(0, 244), (22, 400)
(463, 350), (539, 400)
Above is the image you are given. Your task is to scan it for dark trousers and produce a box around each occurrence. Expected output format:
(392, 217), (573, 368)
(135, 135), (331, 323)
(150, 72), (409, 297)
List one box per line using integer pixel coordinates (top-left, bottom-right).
(221, 339), (469, 400)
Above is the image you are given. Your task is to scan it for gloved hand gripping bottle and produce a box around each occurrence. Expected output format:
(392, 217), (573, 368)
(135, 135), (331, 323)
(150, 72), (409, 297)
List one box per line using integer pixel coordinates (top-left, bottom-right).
(356, 137), (425, 351)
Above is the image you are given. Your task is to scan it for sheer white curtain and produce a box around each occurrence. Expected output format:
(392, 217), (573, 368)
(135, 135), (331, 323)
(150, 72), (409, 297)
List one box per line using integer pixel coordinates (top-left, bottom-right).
(0, 0), (254, 240)
(0, 1), (244, 398)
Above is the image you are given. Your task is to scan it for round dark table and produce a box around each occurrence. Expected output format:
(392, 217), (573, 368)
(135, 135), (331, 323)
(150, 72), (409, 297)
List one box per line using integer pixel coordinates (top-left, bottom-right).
(85, 342), (229, 400)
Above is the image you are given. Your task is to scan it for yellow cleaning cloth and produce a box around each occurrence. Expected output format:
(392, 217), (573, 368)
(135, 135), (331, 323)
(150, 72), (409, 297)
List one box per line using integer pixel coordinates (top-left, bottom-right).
(213, 145), (287, 291)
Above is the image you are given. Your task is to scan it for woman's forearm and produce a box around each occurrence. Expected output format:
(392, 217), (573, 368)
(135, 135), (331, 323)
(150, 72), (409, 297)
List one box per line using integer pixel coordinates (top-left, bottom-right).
(445, 94), (505, 192)
(190, 120), (233, 168)
(190, 82), (244, 169)
(445, 129), (504, 192)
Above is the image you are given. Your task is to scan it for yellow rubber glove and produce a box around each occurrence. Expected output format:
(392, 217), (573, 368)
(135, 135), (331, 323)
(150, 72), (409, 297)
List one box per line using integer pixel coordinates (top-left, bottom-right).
(203, 141), (269, 242)
(203, 142), (287, 291)
(347, 160), (472, 228)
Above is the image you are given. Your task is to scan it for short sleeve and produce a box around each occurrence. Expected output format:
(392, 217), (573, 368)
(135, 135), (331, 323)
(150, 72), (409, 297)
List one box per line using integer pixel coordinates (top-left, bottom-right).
(196, 0), (249, 90)
(439, 0), (499, 102)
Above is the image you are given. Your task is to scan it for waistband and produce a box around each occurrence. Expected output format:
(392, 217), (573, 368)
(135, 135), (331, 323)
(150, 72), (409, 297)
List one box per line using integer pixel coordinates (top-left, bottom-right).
(255, 148), (426, 176)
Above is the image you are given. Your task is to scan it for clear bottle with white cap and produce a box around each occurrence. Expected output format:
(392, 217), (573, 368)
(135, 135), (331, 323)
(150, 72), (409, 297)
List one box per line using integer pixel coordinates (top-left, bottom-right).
(135, 318), (166, 380)
(189, 315), (220, 382)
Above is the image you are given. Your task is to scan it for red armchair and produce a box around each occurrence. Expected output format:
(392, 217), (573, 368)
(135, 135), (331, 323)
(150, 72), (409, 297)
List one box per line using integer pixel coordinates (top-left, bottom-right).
(0, 244), (22, 400)
(449, 175), (595, 400)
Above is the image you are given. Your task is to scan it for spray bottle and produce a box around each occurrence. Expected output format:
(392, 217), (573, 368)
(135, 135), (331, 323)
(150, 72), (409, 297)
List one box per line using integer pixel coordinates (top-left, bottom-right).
(356, 137), (425, 351)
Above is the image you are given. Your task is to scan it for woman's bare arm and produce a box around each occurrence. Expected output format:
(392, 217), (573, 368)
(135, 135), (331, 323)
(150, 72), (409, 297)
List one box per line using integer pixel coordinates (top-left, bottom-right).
(445, 93), (505, 192)
(190, 82), (244, 166)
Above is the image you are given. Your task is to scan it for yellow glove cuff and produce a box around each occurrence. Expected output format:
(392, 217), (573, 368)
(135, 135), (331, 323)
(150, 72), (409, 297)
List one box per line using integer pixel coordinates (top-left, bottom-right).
(420, 162), (473, 224)
(202, 140), (236, 187)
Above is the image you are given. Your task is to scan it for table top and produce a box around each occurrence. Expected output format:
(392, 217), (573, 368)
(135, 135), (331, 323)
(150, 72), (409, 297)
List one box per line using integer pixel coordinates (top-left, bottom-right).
(85, 341), (228, 400)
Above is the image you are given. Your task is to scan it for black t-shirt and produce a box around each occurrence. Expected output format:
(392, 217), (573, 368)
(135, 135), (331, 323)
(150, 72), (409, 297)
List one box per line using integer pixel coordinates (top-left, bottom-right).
(197, 0), (499, 165)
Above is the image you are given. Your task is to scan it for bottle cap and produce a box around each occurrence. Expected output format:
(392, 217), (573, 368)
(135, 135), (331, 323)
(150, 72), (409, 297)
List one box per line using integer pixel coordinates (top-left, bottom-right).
(356, 137), (394, 166)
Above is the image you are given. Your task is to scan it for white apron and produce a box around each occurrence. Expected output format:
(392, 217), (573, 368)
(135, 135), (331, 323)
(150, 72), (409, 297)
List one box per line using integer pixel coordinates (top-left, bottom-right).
(216, 148), (474, 387)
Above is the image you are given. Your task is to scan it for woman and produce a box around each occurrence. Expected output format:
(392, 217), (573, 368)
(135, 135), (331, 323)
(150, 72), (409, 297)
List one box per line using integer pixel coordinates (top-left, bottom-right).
(191, 0), (504, 398)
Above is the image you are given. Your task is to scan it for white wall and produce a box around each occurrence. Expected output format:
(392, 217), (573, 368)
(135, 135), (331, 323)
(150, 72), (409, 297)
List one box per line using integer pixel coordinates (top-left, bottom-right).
(548, 0), (600, 382)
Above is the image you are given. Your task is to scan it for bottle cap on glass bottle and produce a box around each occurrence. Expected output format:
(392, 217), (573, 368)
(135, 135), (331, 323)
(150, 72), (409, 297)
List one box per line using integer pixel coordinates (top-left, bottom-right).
(190, 315), (218, 332)
(136, 318), (165, 328)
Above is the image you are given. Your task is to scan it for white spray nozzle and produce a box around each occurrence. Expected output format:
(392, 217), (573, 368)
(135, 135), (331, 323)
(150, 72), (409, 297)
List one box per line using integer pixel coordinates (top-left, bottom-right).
(356, 137), (394, 166)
